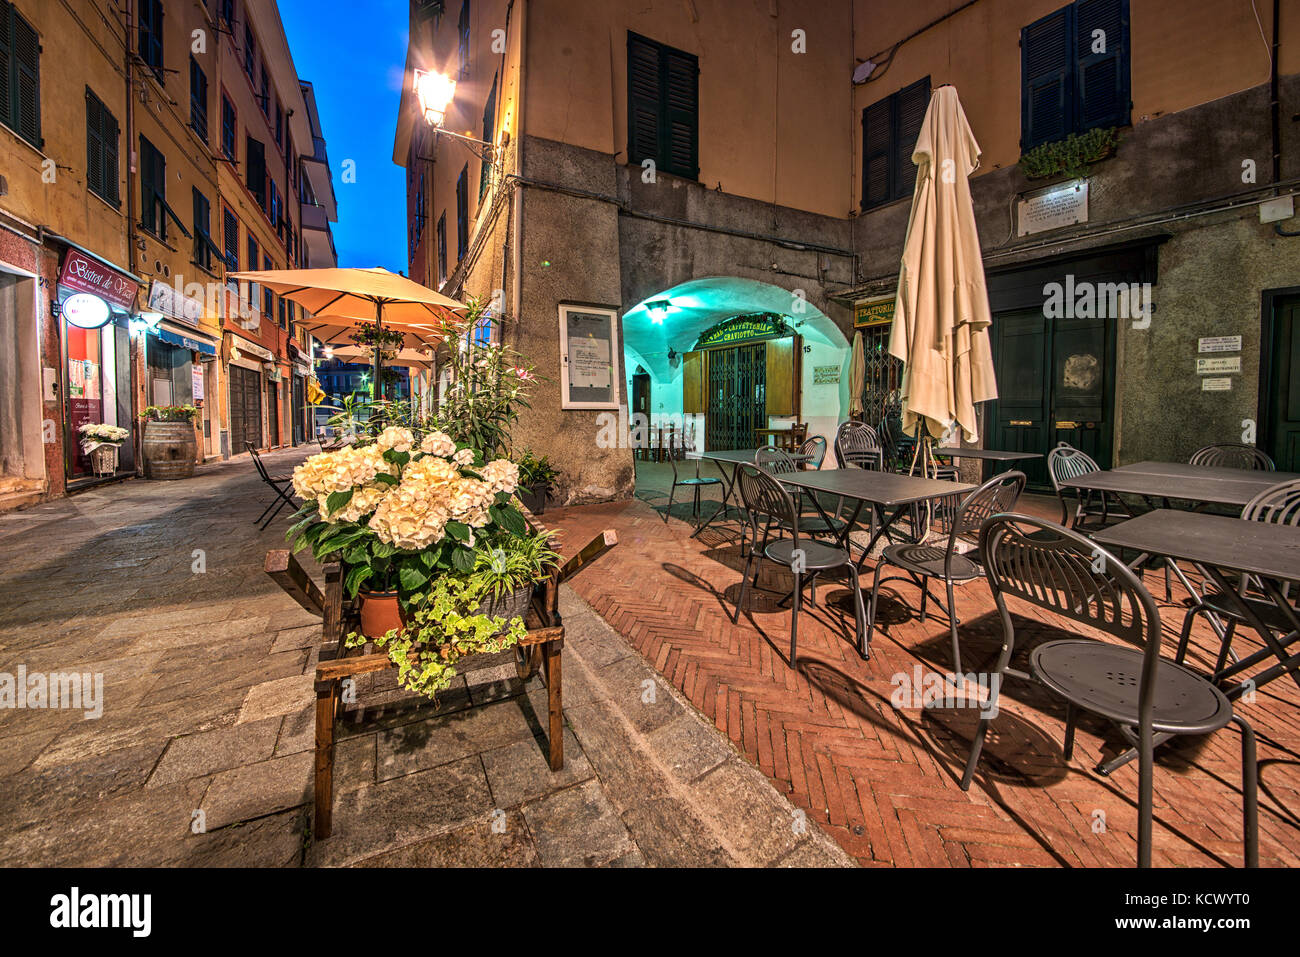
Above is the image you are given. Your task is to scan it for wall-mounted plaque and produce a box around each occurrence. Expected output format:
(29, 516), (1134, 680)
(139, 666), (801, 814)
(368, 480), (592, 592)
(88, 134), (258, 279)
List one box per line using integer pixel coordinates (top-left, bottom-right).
(559, 304), (621, 410)
(1016, 179), (1088, 236)
(1198, 336), (1242, 353)
(1196, 356), (1242, 375)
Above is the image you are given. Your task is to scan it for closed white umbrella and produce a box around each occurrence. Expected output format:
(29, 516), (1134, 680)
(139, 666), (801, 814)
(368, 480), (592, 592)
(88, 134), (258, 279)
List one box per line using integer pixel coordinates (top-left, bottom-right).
(889, 85), (997, 460)
(847, 330), (866, 420)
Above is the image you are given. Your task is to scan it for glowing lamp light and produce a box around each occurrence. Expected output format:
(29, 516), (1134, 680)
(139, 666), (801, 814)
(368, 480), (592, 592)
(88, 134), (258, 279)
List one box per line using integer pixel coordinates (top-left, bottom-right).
(646, 299), (672, 325)
(414, 69), (456, 128)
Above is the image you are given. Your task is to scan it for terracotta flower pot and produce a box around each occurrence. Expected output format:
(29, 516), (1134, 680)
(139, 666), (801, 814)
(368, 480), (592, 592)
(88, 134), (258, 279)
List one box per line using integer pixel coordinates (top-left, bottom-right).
(358, 590), (404, 638)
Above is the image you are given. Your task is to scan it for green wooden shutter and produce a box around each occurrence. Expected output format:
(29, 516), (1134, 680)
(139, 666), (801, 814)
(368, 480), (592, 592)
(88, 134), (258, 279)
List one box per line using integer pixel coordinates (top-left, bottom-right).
(86, 90), (104, 199)
(103, 105), (120, 206)
(627, 33), (660, 168)
(1021, 6), (1073, 150)
(893, 77), (931, 200)
(0, 3), (11, 132)
(861, 97), (891, 210)
(1075, 0), (1129, 132)
(11, 4), (40, 147)
(663, 46), (698, 179)
(479, 71), (497, 198)
(223, 207), (238, 270)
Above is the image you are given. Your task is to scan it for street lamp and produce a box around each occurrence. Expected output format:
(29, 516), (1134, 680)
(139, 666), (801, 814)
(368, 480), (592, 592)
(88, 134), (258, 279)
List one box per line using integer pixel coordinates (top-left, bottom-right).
(413, 68), (495, 165)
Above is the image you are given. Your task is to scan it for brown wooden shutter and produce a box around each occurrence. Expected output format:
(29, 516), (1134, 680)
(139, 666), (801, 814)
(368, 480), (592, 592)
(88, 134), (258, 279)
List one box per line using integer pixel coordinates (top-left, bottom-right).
(627, 33), (660, 167)
(11, 5), (39, 147)
(764, 336), (800, 417)
(682, 350), (705, 414)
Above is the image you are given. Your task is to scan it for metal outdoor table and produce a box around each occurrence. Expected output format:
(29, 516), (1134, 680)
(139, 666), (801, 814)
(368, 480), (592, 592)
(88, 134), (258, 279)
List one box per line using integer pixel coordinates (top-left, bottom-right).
(1116, 461), (1300, 487)
(934, 447), (1043, 462)
(1057, 469), (1271, 509)
(691, 449), (812, 538)
(1094, 509), (1300, 701)
(777, 469), (975, 571)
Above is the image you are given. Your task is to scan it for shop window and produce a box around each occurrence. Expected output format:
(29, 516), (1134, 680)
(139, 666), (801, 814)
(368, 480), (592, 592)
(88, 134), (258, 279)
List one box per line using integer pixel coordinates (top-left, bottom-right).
(860, 76), (930, 211)
(627, 32), (699, 181)
(86, 88), (120, 207)
(1021, 0), (1130, 150)
(0, 1), (42, 148)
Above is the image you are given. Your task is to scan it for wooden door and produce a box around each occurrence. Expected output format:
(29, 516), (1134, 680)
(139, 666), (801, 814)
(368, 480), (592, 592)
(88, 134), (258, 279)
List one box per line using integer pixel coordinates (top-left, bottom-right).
(631, 372), (651, 417)
(764, 335), (800, 417)
(229, 365), (262, 453)
(1264, 295), (1300, 470)
(682, 351), (705, 414)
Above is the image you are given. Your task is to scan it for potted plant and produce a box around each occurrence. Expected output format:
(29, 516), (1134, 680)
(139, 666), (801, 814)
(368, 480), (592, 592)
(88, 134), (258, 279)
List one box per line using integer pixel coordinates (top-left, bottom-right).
(77, 423), (130, 477)
(515, 448), (560, 515)
(139, 405), (200, 480)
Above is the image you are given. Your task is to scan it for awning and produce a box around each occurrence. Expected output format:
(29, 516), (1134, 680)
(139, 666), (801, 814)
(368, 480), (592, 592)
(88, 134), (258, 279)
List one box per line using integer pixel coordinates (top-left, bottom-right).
(152, 321), (217, 356)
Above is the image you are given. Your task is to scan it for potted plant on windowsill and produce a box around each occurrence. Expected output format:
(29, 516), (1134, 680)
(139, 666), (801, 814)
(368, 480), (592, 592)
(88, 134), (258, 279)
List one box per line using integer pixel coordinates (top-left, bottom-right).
(140, 405), (200, 480)
(515, 448), (560, 515)
(77, 423), (130, 477)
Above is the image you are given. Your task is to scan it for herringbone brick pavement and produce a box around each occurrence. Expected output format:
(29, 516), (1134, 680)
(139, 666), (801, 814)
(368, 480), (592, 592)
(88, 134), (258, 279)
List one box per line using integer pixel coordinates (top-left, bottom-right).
(540, 486), (1300, 868)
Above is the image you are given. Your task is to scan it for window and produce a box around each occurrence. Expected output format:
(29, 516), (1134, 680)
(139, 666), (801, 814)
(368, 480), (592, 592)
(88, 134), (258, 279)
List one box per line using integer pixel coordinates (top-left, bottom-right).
(413, 172), (425, 250)
(218, 0), (233, 28)
(138, 0), (163, 81)
(243, 24), (255, 78)
(626, 32), (698, 181)
(189, 57), (208, 141)
(262, 253), (274, 321)
(1021, 0), (1131, 150)
(223, 206), (238, 270)
(85, 88), (120, 207)
(860, 76), (930, 211)
(221, 93), (236, 159)
(270, 180), (282, 238)
(275, 105), (283, 148)
(436, 213), (446, 287)
(246, 135), (267, 210)
(0, 1), (42, 148)
(139, 135), (166, 237)
(455, 165), (468, 262)
(246, 235), (259, 306)
(457, 1), (470, 77)
(479, 71), (497, 198)
(192, 188), (223, 271)
(260, 65), (269, 116)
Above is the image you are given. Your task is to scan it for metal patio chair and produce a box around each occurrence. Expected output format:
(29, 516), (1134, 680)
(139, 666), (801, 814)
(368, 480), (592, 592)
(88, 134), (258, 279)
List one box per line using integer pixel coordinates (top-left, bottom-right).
(248, 442), (298, 530)
(730, 463), (867, 665)
(1047, 441), (1118, 530)
(1175, 477), (1300, 675)
(834, 420), (883, 471)
(796, 435), (827, 470)
(1189, 443), (1275, 471)
(962, 514), (1258, 868)
(864, 471), (1026, 669)
(664, 454), (722, 526)
(754, 447), (846, 549)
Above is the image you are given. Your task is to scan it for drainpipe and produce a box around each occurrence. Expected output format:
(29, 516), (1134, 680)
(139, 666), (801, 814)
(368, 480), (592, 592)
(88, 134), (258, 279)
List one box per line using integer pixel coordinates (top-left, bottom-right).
(509, 0), (527, 352)
(123, 0), (144, 476)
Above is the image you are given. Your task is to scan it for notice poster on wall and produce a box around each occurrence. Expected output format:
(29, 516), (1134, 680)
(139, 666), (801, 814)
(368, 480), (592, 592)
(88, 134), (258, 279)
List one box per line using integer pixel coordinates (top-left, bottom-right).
(192, 366), (205, 401)
(559, 305), (620, 409)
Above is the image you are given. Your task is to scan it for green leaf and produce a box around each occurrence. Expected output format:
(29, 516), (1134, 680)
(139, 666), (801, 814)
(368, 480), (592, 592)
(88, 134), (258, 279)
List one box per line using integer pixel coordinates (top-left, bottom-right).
(344, 563), (372, 598)
(399, 563), (429, 592)
(325, 489), (354, 515)
(445, 521), (470, 543)
(419, 546), (441, 570)
(374, 472), (398, 486)
(382, 448), (411, 467)
(371, 540), (397, 558)
(491, 504), (527, 536)
(451, 546), (475, 574)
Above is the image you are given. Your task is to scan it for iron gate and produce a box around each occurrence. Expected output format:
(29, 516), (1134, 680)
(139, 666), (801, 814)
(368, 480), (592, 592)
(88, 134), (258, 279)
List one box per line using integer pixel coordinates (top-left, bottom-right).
(705, 343), (766, 451)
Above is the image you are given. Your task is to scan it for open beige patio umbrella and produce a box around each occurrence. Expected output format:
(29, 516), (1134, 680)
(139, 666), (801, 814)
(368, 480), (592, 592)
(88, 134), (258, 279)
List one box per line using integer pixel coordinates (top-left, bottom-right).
(889, 85), (997, 470)
(228, 267), (465, 399)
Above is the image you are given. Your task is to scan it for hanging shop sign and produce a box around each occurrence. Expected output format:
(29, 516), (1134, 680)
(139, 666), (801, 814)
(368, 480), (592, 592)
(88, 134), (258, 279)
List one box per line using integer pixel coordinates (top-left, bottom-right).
(854, 297), (895, 328)
(694, 312), (791, 349)
(61, 293), (112, 329)
(148, 280), (205, 327)
(558, 304), (620, 410)
(58, 249), (138, 311)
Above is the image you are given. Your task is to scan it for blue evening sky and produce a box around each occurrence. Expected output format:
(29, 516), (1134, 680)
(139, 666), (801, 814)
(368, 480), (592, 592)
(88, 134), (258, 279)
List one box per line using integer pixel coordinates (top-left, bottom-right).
(280, 0), (409, 272)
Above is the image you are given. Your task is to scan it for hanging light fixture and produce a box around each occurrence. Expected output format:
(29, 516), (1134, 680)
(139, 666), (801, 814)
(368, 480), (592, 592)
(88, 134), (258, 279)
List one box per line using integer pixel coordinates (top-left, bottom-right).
(413, 69), (457, 128)
(646, 299), (672, 325)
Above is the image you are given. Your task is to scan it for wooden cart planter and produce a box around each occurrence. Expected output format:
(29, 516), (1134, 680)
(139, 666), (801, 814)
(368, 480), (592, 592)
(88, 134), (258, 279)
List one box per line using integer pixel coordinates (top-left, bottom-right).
(265, 523), (616, 839)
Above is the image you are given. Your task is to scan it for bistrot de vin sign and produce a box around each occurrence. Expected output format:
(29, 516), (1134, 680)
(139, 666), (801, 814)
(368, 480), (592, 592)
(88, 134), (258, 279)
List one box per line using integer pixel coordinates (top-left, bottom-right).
(58, 249), (138, 311)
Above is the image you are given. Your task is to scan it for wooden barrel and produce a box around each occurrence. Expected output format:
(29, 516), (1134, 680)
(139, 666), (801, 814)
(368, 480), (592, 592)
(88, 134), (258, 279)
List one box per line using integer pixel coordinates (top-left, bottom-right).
(142, 420), (197, 480)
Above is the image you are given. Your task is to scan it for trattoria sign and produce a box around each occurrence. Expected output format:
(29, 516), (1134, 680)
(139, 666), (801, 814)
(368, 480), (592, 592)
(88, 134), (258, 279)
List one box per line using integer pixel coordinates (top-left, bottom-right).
(58, 249), (138, 311)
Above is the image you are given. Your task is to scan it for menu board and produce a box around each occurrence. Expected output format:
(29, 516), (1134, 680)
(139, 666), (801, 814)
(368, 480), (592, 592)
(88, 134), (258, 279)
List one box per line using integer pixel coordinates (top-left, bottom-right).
(559, 305), (620, 409)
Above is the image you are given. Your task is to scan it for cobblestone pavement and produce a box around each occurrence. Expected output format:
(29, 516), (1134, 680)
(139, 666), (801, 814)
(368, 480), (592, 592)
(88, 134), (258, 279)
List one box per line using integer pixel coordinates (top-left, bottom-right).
(535, 463), (1300, 867)
(0, 448), (851, 867)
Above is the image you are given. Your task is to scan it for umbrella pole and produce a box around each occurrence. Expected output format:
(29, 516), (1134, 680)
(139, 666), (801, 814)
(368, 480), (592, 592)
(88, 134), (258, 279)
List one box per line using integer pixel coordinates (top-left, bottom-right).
(373, 301), (383, 403)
